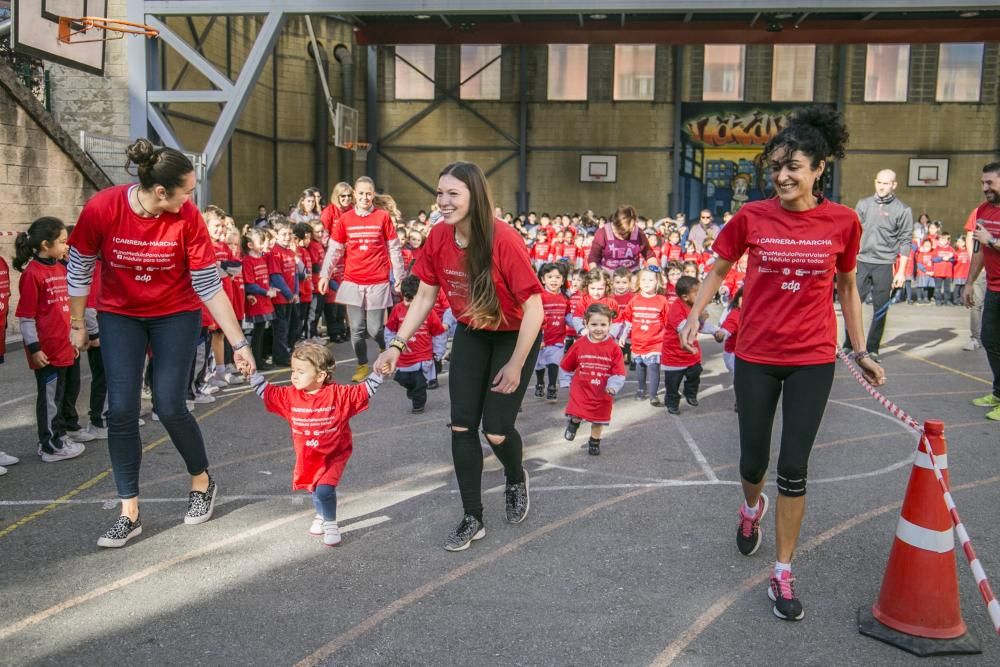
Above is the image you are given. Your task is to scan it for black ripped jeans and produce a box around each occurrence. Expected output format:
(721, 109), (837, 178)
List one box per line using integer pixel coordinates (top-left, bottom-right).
(448, 323), (541, 521)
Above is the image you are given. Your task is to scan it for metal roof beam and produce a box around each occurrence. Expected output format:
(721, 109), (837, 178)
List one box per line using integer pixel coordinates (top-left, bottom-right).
(143, 1), (989, 16)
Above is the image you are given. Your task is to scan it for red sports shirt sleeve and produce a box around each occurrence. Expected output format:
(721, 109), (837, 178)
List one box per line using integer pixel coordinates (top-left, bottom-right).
(497, 226), (543, 305)
(836, 215), (862, 273)
(184, 212), (217, 271)
(711, 212), (748, 264)
(337, 383), (372, 420)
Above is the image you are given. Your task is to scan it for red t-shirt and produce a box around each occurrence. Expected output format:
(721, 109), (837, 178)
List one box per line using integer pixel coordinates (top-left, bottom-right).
(934, 245), (955, 280)
(413, 220), (542, 331)
(663, 243), (683, 263)
(242, 254), (274, 318)
(267, 245), (298, 305)
(661, 298), (701, 367)
(432, 287), (450, 320)
(297, 247), (313, 303)
(320, 204), (349, 236)
(573, 294), (622, 323)
(306, 240), (325, 288)
(620, 293), (669, 355)
(566, 291), (583, 337)
(915, 250), (936, 278)
(954, 249), (970, 280)
(540, 289), (571, 347)
(0, 256), (8, 358)
(332, 208), (396, 285)
(721, 306), (741, 354)
(531, 242), (552, 263)
(611, 292), (634, 312)
(386, 301), (446, 367)
(70, 185), (216, 317)
(972, 202), (1000, 292)
(712, 197), (861, 366)
(560, 335), (625, 423)
(262, 381), (371, 491)
(15, 259), (75, 369)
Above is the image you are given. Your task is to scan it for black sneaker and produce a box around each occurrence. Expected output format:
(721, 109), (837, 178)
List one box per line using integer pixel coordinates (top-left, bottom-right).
(650, 398), (662, 407)
(444, 514), (486, 551)
(736, 493), (769, 556)
(588, 439), (601, 456)
(97, 515), (142, 548)
(184, 476), (218, 525)
(534, 383), (544, 398)
(667, 405), (680, 415)
(629, 360), (636, 371)
(546, 386), (558, 401)
(504, 469), (530, 523)
(412, 405), (425, 414)
(564, 419), (581, 441)
(635, 390), (648, 401)
(427, 379), (439, 390)
(768, 570), (805, 621)
(686, 396), (699, 407)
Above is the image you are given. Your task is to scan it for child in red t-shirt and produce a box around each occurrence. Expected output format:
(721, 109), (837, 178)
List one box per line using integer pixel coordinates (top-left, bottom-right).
(932, 233), (956, 306)
(561, 303), (626, 456)
(241, 228), (277, 369)
(953, 235), (971, 305)
(267, 221), (300, 366)
(664, 261), (683, 305)
(914, 238), (936, 304)
(13, 217), (86, 463)
(571, 268), (622, 338)
(250, 342), (383, 547)
(610, 267), (635, 367)
(559, 269), (585, 389)
(531, 229), (553, 269)
(385, 275), (447, 413)
(0, 254), (9, 365)
(662, 276), (717, 415)
(535, 263), (571, 400)
(619, 268), (670, 406)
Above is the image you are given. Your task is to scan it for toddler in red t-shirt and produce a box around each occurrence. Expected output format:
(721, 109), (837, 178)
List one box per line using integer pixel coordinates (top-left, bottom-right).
(662, 276), (718, 415)
(385, 275), (447, 414)
(561, 303), (626, 456)
(250, 342), (383, 547)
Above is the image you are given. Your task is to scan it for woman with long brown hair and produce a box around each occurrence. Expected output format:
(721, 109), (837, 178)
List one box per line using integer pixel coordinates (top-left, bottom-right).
(374, 162), (543, 551)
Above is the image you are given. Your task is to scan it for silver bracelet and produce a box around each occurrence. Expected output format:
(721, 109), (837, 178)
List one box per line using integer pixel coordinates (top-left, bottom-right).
(232, 338), (250, 352)
(851, 350), (870, 363)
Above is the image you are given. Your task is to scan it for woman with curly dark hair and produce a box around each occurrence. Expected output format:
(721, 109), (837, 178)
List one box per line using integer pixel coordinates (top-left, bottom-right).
(680, 107), (886, 621)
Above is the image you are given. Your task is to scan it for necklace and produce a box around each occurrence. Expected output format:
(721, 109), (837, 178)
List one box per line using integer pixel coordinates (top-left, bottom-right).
(132, 186), (160, 218)
(453, 230), (468, 249)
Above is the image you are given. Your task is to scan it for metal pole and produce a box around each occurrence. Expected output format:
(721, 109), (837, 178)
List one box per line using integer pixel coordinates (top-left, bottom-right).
(367, 45), (379, 180)
(671, 44), (683, 217)
(517, 45), (528, 213)
(833, 44), (848, 203)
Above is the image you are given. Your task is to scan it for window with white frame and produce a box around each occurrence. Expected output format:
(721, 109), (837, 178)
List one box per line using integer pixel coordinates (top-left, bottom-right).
(703, 45), (745, 101)
(613, 44), (655, 101)
(547, 44), (588, 101)
(395, 45), (435, 100)
(460, 45), (502, 100)
(865, 44), (910, 102)
(771, 45), (816, 101)
(937, 43), (984, 102)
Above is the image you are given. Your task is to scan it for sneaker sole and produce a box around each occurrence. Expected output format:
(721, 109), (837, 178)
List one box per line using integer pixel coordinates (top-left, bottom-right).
(739, 493), (770, 556)
(767, 585), (805, 621)
(444, 526), (486, 552)
(324, 537), (342, 547)
(184, 482), (218, 525)
(97, 525), (142, 548)
(39, 448), (86, 463)
(506, 470), (530, 524)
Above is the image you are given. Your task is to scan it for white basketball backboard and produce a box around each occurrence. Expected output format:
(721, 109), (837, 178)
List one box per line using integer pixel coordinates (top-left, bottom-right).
(11, 0), (107, 76)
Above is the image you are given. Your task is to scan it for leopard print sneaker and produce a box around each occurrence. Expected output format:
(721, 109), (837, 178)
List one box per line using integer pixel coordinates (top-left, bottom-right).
(97, 515), (142, 548)
(184, 476), (218, 525)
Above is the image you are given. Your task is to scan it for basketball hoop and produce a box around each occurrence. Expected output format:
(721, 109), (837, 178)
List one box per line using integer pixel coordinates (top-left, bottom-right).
(344, 141), (371, 162)
(58, 16), (160, 44)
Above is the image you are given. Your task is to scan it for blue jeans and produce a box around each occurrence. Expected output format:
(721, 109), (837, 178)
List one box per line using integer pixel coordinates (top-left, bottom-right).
(312, 484), (337, 520)
(98, 310), (209, 499)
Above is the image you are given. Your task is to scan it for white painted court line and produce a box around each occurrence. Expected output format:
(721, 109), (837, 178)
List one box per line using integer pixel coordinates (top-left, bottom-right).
(671, 414), (719, 482)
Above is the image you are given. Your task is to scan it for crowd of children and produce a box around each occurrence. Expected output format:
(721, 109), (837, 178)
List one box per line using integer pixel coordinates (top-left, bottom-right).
(893, 220), (970, 305)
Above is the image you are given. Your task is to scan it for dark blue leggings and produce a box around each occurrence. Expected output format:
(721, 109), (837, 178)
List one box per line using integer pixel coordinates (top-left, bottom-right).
(98, 310), (209, 499)
(312, 484), (337, 520)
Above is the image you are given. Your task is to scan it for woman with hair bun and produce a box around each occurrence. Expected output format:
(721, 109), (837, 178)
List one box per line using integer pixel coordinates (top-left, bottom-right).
(680, 107), (886, 621)
(66, 138), (254, 549)
(374, 162), (543, 552)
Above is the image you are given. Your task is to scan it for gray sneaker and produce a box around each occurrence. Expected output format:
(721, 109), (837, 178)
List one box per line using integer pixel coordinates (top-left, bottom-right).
(504, 468), (530, 524)
(443, 514), (485, 552)
(184, 476), (218, 525)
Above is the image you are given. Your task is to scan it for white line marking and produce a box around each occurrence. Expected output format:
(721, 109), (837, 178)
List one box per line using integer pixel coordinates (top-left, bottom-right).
(671, 414), (719, 482)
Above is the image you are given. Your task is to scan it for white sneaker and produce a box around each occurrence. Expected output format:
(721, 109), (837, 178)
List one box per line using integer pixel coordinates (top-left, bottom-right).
(963, 338), (981, 352)
(0, 451), (19, 467)
(322, 521), (341, 547)
(140, 386), (152, 400)
(206, 375), (228, 389)
(224, 372), (246, 385)
(309, 514), (324, 536)
(201, 383), (221, 395)
(193, 393), (216, 404)
(81, 423), (108, 440)
(138, 417), (147, 427)
(151, 412), (160, 422)
(65, 428), (97, 443)
(38, 440), (86, 463)
(0, 466), (6, 476)
(186, 400), (196, 411)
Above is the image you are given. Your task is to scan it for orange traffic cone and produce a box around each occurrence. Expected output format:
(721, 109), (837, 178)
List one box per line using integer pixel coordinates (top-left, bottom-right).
(858, 420), (980, 656)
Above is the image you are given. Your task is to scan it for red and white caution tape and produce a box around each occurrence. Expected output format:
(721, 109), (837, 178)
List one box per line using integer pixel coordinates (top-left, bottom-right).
(837, 350), (1000, 635)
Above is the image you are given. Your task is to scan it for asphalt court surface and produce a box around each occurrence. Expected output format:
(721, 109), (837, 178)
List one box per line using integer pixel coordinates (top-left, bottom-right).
(0, 303), (998, 666)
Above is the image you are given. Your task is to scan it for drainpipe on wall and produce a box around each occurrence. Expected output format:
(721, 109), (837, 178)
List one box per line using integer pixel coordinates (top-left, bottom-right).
(333, 43), (354, 183)
(310, 39), (330, 196)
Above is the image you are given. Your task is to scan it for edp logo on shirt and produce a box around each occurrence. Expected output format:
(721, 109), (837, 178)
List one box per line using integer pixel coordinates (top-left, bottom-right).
(135, 274), (152, 283)
(781, 281), (801, 293)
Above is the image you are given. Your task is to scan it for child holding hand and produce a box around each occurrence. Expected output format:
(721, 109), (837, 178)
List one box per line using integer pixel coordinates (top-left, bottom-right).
(250, 341), (383, 546)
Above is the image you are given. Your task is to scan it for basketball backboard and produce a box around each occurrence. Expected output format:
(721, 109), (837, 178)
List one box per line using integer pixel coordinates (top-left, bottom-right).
(11, 0), (107, 76)
(334, 102), (358, 149)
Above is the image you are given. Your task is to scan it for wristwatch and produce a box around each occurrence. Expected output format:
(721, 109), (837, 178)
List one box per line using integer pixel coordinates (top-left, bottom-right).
(389, 338), (407, 353)
(232, 338), (250, 352)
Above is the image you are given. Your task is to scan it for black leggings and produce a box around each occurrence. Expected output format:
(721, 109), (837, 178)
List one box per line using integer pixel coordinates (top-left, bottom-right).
(733, 358), (835, 498)
(449, 323), (541, 521)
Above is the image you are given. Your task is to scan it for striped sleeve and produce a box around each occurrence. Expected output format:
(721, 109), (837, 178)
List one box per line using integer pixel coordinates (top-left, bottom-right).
(191, 266), (223, 302)
(363, 371), (384, 398)
(66, 247), (97, 297)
